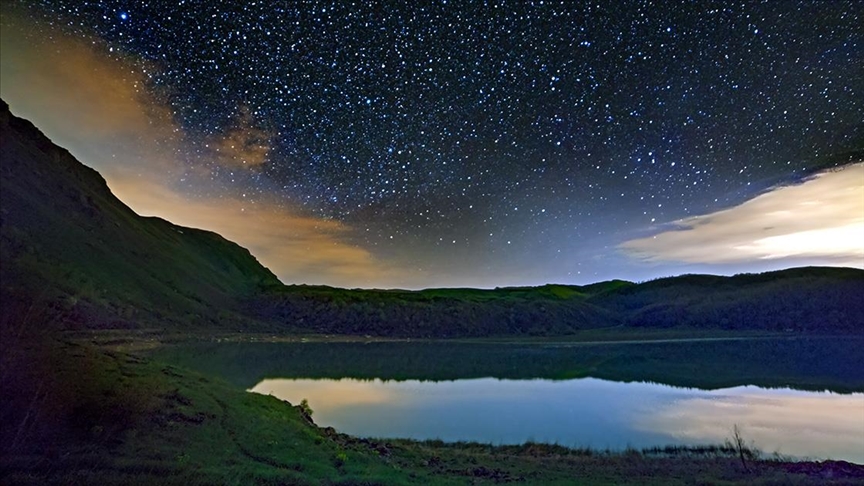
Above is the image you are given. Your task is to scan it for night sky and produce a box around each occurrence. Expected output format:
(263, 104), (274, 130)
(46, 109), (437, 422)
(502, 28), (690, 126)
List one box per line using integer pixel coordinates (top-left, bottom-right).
(1, 1), (862, 288)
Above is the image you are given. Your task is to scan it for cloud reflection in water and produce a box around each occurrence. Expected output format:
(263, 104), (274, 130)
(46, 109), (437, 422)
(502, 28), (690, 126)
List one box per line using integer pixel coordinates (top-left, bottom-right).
(636, 385), (864, 461)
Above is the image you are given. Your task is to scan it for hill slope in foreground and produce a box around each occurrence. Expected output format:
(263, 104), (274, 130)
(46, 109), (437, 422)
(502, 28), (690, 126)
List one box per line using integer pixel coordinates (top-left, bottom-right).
(2, 101), (864, 484)
(0, 100), (280, 332)
(1, 97), (862, 338)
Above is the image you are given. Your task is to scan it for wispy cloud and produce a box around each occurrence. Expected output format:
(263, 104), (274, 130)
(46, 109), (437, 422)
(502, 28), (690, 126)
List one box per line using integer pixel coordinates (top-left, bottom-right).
(207, 107), (272, 169)
(620, 163), (864, 267)
(108, 180), (403, 287)
(0, 12), (179, 177)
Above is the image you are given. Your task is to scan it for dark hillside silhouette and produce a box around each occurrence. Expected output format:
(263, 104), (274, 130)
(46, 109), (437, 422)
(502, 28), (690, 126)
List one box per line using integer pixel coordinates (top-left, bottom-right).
(2, 99), (862, 337)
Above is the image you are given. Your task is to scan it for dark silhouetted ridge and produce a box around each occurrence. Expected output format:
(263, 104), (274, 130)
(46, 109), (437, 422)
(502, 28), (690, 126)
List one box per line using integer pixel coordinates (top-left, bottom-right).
(1, 99), (862, 336)
(589, 267), (864, 332)
(0, 99), (280, 330)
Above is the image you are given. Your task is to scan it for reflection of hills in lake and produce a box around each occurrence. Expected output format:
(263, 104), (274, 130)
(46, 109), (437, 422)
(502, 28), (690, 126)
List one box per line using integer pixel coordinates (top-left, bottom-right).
(152, 337), (864, 393)
(249, 377), (864, 463)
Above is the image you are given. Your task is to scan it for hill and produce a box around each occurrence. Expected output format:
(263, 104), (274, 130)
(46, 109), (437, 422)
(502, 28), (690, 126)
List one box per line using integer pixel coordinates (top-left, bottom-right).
(0, 99), (280, 331)
(251, 283), (620, 337)
(590, 267), (864, 332)
(250, 267), (864, 336)
(1, 98), (862, 338)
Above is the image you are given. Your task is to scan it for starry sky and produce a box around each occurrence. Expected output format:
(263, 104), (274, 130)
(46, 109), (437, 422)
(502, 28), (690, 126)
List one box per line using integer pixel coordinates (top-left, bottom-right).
(1, 1), (862, 288)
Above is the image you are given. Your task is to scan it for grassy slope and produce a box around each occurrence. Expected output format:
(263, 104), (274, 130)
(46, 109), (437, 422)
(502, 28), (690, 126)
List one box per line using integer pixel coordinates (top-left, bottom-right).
(251, 266), (864, 338)
(0, 100), (280, 332)
(253, 283), (621, 338)
(590, 267), (864, 332)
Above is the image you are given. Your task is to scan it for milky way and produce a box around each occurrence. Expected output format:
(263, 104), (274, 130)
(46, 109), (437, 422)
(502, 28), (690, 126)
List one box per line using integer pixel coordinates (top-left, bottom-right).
(6, 1), (863, 287)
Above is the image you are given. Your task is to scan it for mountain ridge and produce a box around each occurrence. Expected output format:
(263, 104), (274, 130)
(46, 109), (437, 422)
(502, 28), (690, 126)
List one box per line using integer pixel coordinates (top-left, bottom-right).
(1, 99), (862, 337)
(0, 99), (281, 331)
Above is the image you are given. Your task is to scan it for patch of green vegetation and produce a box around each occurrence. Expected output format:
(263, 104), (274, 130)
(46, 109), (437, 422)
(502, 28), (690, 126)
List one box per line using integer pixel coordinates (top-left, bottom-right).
(590, 267), (864, 333)
(249, 266), (864, 338)
(254, 282), (620, 338)
(0, 100), (281, 333)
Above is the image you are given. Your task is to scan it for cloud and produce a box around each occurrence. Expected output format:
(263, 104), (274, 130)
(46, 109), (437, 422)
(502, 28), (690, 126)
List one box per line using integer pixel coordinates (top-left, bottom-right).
(0, 11), (407, 288)
(0, 11), (180, 179)
(0, 21), (152, 135)
(207, 107), (272, 168)
(108, 178), (401, 286)
(620, 163), (864, 267)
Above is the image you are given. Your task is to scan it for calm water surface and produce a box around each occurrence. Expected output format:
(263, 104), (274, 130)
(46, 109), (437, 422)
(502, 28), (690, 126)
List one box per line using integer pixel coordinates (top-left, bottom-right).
(251, 377), (864, 463)
(150, 338), (864, 463)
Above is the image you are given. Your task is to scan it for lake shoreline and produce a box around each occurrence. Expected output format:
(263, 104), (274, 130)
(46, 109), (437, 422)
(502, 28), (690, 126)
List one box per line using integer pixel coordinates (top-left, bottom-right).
(69, 326), (852, 353)
(250, 375), (864, 463)
(3, 337), (863, 485)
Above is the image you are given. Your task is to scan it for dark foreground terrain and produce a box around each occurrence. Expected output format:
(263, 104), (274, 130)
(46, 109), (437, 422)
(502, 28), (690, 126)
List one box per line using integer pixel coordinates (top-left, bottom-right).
(3, 326), (863, 485)
(2, 100), (863, 484)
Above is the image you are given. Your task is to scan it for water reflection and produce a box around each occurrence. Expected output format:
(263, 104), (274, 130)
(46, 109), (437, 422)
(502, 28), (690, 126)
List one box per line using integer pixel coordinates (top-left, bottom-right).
(638, 386), (864, 462)
(251, 377), (864, 463)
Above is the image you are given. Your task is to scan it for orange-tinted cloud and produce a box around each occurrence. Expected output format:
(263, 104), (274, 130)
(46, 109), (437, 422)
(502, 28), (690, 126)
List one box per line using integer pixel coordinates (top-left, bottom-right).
(207, 108), (272, 168)
(0, 11), (409, 288)
(108, 178), (403, 286)
(0, 12), (177, 170)
(251, 378), (404, 412)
